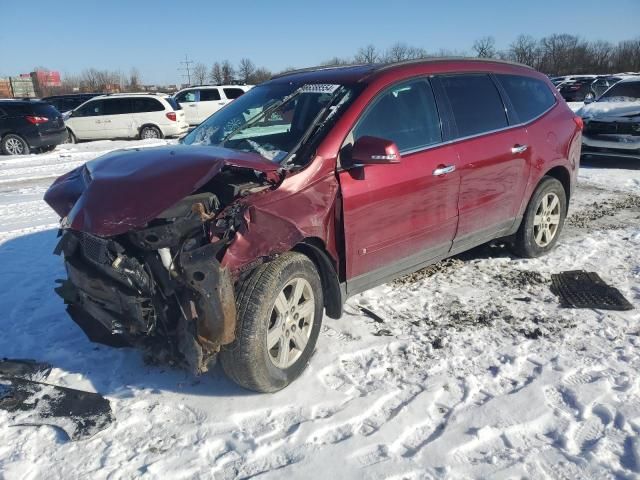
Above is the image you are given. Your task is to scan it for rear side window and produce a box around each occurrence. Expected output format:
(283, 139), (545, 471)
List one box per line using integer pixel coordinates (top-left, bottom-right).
(497, 74), (556, 123)
(131, 98), (164, 113)
(354, 79), (442, 152)
(223, 88), (245, 99)
(164, 96), (181, 110)
(440, 74), (508, 138)
(103, 98), (131, 115)
(200, 89), (221, 101)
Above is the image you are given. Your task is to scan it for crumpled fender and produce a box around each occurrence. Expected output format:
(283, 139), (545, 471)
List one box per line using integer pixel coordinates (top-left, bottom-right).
(222, 156), (341, 276)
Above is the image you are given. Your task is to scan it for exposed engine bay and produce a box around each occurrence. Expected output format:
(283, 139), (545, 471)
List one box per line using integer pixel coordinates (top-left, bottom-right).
(53, 166), (271, 373)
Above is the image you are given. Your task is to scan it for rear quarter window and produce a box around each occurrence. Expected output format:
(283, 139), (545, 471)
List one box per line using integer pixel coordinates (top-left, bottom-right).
(497, 74), (556, 123)
(131, 97), (165, 113)
(440, 74), (508, 138)
(164, 97), (181, 110)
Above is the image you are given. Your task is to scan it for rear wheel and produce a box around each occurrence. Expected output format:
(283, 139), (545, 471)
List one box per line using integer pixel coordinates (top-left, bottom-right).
(140, 125), (162, 139)
(220, 252), (323, 392)
(65, 128), (76, 144)
(512, 176), (567, 258)
(1, 134), (30, 155)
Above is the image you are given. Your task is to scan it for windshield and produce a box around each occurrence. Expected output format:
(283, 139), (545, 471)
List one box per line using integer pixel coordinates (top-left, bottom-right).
(182, 82), (355, 163)
(599, 81), (640, 102)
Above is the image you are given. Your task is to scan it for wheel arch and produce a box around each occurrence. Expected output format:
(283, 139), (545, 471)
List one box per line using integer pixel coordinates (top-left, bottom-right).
(292, 238), (344, 319)
(138, 123), (164, 139)
(543, 165), (571, 204)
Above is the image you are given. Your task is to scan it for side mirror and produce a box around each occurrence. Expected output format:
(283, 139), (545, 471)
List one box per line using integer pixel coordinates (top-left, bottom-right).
(350, 136), (401, 166)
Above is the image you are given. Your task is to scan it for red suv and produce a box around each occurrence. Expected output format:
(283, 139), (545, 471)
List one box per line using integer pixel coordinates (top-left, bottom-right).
(45, 59), (582, 392)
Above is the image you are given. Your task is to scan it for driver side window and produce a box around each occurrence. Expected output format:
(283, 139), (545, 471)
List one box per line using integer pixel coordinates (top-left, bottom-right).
(75, 100), (104, 117)
(353, 79), (442, 153)
(176, 90), (198, 103)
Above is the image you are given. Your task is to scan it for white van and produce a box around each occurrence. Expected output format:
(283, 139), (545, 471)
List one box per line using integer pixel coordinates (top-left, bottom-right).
(174, 85), (252, 126)
(65, 93), (189, 142)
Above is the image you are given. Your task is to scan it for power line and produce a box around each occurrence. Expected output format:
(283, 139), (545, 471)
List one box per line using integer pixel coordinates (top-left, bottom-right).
(178, 54), (194, 85)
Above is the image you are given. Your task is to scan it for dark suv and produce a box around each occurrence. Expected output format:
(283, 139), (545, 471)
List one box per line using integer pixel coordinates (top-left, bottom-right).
(42, 93), (102, 114)
(0, 100), (67, 155)
(45, 59), (582, 392)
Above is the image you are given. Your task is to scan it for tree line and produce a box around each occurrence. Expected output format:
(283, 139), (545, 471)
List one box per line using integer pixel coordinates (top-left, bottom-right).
(51, 33), (640, 95)
(322, 34), (640, 75)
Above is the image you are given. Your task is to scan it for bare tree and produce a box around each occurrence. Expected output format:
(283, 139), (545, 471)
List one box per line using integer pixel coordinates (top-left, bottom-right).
(209, 62), (223, 84)
(238, 58), (256, 84)
(221, 60), (235, 84)
(192, 62), (208, 85)
(321, 56), (351, 66)
(472, 36), (496, 58)
(508, 35), (539, 66)
(354, 44), (379, 64)
(384, 42), (411, 62)
(126, 67), (141, 91)
(250, 67), (272, 84)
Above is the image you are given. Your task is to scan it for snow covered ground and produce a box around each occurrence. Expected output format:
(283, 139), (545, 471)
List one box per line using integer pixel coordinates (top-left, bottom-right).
(0, 140), (639, 479)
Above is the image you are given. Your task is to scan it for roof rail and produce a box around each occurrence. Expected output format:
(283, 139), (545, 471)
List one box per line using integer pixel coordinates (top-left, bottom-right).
(374, 56), (534, 73)
(271, 63), (370, 79)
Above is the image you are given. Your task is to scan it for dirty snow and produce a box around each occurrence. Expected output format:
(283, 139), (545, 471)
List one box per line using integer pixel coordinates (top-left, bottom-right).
(0, 141), (639, 479)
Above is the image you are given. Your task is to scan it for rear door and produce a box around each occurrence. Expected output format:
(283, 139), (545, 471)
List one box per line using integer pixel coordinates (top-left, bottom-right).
(197, 88), (224, 122)
(437, 73), (530, 253)
(131, 97), (166, 136)
(101, 98), (133, 138)
(339, 78), (461, 293)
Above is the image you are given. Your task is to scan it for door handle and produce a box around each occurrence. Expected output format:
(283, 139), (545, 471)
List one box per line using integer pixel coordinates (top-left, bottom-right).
(511, 144), (528, 154)
(218, 101), (225, 105)
(189, 104), (197, 107)
(433, 165), (456, 176)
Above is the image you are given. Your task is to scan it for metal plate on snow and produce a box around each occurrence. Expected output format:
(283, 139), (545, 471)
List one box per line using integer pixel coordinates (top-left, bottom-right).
(551, 270), (634, 311)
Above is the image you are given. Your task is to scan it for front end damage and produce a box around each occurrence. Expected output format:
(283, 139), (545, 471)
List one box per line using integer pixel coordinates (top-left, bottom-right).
(46, 146), (282, 373)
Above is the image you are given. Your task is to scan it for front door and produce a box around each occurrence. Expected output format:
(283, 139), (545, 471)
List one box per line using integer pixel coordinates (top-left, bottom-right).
(338, 78), (461, 294)
(175, 89), (199, 125)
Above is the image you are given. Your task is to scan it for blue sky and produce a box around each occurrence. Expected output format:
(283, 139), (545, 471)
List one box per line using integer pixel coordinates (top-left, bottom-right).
(2, 0), (639, 84)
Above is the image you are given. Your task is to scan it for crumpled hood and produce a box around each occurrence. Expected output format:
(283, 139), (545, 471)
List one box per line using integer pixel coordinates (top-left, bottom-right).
(44, 144), (279, 236)
(578, 100), (640, 119)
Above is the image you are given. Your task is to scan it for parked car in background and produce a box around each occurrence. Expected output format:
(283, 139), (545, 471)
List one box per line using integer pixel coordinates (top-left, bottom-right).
(557, 77), (598, 102)
(174, 85), (252, 125)
(45, 59), (582, 392)
(0, 100), (66, 155)
(42, 93), (102, 116)
(65, 93), (188, 142)
(579, 77), (640, 160)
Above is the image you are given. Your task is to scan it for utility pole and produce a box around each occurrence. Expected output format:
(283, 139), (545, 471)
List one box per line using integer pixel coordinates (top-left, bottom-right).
(178, 54), (194, 86)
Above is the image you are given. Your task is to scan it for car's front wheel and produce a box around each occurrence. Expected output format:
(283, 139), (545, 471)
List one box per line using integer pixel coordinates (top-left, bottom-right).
(220, 252), (323, 392)
(513, 176), (567, 258)
(1, 134), (30, 155)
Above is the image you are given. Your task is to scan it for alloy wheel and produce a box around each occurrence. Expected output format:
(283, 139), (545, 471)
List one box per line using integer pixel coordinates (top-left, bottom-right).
(141, 128), (160, 139)
(5, 137), (25, 155)
(533, 192), (561, 247)
(266, 277), (315, 369)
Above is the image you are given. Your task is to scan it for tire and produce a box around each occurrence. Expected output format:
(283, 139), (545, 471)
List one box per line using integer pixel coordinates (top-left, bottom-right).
(139, 125), (162, 140)
(1, 134), (30, 155)
(512, 176), (567, 258)
(65, 128), (76, 144)
(220, 252), (324, 392)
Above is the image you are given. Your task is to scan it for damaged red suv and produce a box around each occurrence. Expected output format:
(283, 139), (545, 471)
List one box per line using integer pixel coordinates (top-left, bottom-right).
(45, 59), (582, 392)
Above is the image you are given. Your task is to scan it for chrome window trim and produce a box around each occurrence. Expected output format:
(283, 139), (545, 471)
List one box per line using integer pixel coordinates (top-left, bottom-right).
(400, 98), (557, 157)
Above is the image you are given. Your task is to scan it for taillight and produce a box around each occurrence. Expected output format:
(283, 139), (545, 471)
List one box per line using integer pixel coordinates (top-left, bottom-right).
(25, 115), (49, 125)
(573, 116), (584, 130)
(166, 112), (176, 121)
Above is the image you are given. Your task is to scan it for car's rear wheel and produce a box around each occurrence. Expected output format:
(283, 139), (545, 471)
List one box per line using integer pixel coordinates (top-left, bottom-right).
(140, 125), (162, 139)
(512, 176), (567, 258)
(1, 134), (30, 155)
(220, 252), (323, 392)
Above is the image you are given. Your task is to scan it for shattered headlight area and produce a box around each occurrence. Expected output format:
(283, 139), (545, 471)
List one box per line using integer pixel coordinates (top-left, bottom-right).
(53, 192), (239, 374)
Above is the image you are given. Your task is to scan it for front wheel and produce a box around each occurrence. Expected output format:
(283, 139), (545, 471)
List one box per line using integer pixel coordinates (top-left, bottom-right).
(220, 252), (323, 392)
(512, 176), (567, 258)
